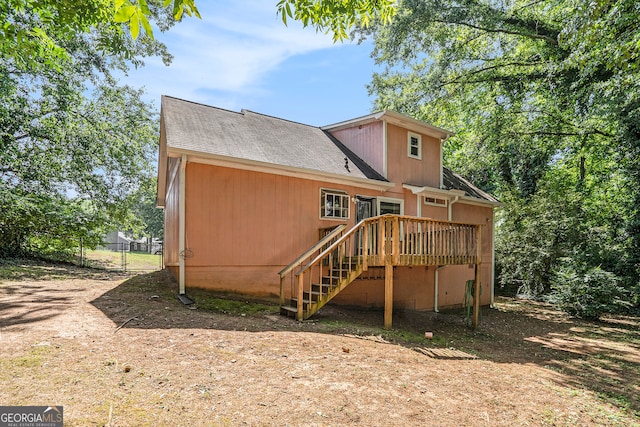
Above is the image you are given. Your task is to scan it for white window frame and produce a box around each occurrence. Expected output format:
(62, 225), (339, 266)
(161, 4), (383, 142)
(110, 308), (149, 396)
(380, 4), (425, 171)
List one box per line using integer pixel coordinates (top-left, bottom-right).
(320, 188), (350, 220)
(408, 132), (422, 160)
(377, 197), (404, 216)
(423, 196), (448, 207)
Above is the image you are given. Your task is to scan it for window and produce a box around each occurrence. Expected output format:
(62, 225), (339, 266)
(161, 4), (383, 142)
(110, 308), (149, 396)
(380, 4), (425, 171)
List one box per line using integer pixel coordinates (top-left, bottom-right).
(424, 196), (448, 207)
(320, 189), (350, 219)
(408, 132), (422, 159)
(377, 197), (404, 215)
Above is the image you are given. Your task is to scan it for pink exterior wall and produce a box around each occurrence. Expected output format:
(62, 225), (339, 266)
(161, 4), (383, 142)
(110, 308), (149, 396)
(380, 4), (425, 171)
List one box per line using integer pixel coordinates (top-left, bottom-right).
(330, 122), (384, 176)
(386, 124), (441, 190)
(332, 200), (494, 310)
(162, 118), (494, 310)
(182, 162), (388, 297)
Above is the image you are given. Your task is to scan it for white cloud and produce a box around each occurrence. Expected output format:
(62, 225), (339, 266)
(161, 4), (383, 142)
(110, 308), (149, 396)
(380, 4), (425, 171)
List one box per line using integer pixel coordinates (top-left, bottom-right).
(124, 0), (340, 110)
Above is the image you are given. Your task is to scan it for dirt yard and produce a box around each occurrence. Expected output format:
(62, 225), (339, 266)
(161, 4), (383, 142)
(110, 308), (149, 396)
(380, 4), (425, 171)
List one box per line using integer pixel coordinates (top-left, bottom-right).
(0, 261), (638, 426)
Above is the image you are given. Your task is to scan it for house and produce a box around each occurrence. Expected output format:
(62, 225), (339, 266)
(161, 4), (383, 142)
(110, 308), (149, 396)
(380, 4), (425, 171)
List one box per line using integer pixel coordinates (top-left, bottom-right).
(157, 96), (499, 327)
(103, 232), (162, 253)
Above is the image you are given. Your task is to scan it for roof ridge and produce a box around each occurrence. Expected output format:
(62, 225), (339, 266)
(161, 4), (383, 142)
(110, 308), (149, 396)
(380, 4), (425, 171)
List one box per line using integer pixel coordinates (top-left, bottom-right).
(162, 95), (244, 116)
(240, 109), (317, 129)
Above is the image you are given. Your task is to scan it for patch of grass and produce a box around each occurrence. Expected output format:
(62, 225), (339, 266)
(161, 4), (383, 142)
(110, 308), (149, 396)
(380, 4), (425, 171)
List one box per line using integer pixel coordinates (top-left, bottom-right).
(83, 249), (161, 271)
(188, 289), (279, 315)
(0, 345), (53, 372)
(0, 259), (76, 282)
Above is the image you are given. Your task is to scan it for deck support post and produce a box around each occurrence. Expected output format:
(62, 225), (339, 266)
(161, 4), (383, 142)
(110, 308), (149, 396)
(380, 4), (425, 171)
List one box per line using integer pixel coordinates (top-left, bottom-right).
(384, 263), (393, 330)
(472, 225), (483, 329)
(472, 263), (481, 329)
(296, 274), (304, 321)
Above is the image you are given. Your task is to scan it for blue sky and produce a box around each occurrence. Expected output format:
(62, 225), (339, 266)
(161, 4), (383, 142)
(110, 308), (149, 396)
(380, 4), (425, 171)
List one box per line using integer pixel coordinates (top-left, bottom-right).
(123, 0), (380, 126)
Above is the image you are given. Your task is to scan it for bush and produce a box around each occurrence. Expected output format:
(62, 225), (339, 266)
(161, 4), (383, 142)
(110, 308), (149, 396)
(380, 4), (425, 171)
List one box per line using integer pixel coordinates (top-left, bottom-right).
(548, 264), (632, 319)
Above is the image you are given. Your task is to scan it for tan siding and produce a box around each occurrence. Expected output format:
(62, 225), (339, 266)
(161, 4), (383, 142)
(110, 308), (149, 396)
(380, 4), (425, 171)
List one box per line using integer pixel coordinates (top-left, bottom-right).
(330, 122), (384, 176)
(386, 123), (441, 190)
(183, 162), (390, 293)
(450, 202), (494, 306)
(333, 266), (436, 310)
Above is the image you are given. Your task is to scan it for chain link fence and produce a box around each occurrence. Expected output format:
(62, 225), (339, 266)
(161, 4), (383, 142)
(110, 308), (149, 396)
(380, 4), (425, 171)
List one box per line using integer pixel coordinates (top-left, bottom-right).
(76, 240), (163, 273)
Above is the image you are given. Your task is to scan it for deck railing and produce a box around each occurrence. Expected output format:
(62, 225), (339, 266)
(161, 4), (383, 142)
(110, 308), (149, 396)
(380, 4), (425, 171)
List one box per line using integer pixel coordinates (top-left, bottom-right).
(280, 215), (482, 321)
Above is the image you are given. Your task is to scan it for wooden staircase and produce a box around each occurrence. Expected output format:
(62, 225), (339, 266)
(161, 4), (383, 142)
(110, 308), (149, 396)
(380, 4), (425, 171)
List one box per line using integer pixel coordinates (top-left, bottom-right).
(279, 215), (483, 326)
(280, 260), (364, 319)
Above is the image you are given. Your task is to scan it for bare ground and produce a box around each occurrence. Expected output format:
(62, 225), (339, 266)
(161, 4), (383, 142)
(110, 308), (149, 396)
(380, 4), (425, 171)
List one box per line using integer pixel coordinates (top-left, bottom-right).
(0, 262), (638, 426)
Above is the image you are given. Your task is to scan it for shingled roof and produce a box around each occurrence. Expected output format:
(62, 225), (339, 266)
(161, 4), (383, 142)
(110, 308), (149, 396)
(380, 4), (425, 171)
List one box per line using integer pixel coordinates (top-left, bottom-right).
(442, 167), (499, 203)
(161, 96), (387, 182)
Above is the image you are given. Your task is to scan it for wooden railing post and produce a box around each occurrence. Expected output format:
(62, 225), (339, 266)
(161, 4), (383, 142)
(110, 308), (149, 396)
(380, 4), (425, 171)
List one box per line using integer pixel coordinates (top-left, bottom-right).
(362, 224), (369, 271)
(392, 216), (400, 265)
(378, 217), (385, 265)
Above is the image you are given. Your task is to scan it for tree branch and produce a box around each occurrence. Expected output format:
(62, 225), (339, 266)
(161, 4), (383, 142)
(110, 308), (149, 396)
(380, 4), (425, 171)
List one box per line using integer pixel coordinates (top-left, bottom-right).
(433, 18), (558, 45)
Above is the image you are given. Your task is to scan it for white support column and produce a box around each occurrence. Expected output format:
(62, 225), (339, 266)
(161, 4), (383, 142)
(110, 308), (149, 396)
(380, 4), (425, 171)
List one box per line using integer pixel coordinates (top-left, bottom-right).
(178, 154), (187, 295)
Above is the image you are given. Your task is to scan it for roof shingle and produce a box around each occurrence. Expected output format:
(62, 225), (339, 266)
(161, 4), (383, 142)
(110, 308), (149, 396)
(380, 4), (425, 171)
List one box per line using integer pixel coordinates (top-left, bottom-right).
(162, 96), (387, 181)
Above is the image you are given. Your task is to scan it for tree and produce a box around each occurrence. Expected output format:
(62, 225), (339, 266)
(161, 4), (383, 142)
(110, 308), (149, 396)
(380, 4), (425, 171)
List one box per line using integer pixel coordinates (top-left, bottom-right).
(2, 0), (199, 71)
(363, 0), (639, 311)
(277, 0), (397, 41)
(0, 2), (165, 259)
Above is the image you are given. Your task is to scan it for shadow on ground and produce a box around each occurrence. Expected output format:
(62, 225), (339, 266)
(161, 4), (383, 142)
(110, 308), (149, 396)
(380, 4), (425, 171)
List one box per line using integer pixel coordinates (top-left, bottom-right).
(90, 269), (639, 417)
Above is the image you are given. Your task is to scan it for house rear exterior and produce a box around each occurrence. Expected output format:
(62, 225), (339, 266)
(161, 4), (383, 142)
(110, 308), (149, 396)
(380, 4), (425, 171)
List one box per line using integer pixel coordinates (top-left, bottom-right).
(157, 96), (499, 317)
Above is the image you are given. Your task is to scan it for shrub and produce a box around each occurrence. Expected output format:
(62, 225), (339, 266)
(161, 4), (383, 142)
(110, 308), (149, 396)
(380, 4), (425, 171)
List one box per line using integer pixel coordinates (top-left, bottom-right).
(548, 264), (632, 319)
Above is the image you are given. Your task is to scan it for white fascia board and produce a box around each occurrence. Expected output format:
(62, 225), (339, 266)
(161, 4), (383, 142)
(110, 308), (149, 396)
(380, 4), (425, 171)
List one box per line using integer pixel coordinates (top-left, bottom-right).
(323, 110), (454, 140)
(402, 183), (501, 207)
(321, 112), (386, 132)
(156, 113), (168, 208)
(168, 148), (396, 192)
(382, 111), (453, 139)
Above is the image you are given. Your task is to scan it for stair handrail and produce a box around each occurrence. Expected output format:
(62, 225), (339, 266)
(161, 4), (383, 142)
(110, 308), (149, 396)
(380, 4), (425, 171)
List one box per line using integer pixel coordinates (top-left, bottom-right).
(294, 217), (375, 277)
(278, 224), (347, 278)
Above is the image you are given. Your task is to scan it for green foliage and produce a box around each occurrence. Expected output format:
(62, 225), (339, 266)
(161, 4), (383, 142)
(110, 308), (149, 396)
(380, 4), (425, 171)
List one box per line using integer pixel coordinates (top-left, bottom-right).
(0, 1), (165, 260)
(1, 0), (196, 71)
(277, 0), (397, 41)
(548, 263), (632, 320)
(365, 0), (640, 314)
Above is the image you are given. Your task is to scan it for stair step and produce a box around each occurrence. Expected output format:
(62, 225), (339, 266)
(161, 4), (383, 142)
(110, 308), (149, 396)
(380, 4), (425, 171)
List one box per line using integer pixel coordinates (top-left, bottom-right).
(280, 306), (297, 317)
(290, 298), (314, 309)
(313, 283), (337, 293)
(303, 290), (323, 302)
(330, 269), (350, 277)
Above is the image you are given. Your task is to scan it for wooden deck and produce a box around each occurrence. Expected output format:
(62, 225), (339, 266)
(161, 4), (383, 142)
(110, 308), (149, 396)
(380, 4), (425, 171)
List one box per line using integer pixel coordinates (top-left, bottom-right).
(279, 214), (483, 329)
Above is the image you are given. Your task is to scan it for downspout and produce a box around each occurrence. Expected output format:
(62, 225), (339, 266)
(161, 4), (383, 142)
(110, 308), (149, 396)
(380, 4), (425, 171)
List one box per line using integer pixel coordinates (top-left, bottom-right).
(448, 195), (459, 221)
(416, 194), (422, 217)
(491, 211), (496, 308)
(179, 154), (187, 295)
(436, 194), (459, 313)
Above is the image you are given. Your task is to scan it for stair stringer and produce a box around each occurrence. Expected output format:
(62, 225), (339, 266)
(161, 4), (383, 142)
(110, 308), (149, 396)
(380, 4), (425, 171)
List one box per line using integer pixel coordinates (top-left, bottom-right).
(302, 264), (365, 319)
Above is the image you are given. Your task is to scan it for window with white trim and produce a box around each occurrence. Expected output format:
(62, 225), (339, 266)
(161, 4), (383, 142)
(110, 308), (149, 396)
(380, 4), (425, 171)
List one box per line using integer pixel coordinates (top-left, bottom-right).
(408, 132), (422, 159)
(320, 189), (350, 220)
(424, 196), (448, 207)
(377, 197), (404, 215)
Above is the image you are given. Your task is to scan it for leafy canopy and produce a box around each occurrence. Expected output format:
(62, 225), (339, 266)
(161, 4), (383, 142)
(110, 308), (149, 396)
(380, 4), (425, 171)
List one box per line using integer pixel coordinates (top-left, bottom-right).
(363, 0), (640, 312)
(277, 0), (397, 41)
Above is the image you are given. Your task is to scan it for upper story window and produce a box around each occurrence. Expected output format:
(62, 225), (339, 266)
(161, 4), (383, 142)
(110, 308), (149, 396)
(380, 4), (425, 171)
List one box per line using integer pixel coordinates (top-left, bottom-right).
(408, 132), (422, 159)
(321, 189), (350, 220)
(424, 196), (448, 207)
